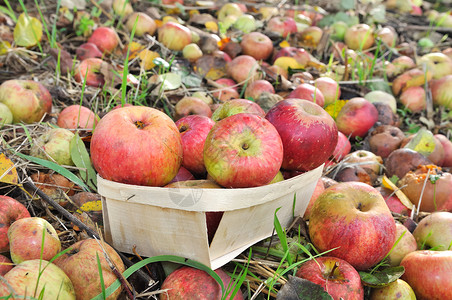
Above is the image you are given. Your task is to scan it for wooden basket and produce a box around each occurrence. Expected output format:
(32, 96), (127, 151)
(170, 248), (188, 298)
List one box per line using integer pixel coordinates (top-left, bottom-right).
(98, 165), (322, 270)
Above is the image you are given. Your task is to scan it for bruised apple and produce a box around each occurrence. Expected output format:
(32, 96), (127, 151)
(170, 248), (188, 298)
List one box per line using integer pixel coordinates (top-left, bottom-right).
(0, 195), (30, 253)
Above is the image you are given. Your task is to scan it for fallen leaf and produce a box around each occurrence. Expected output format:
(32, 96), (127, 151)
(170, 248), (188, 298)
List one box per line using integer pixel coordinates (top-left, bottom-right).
(359, 266), (405, 288)
(381, 175), (414, 209)
(14, 13), (43, 47)
(276, 275), (333, 300)
(158, 72), (182, 90)
(0, 153), (18, 185)
(403, 128), (436, 157)
(138, 49), (160, 70)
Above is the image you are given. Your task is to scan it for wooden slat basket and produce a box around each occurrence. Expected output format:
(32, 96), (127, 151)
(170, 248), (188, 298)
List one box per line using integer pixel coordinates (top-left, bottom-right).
(97, 164), (322, 270)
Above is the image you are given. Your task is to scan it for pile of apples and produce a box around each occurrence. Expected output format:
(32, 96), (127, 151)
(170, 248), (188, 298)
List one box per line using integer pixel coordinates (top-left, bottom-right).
(0, 0), (452, 298)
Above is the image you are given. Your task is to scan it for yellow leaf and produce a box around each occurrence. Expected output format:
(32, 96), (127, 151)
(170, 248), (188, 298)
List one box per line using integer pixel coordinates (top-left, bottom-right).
(77, 200), (102, 213)
(381, 175), (414, 210)
(127, 41), (145, 59)
(273, 56), (304, 71)
(324, 100), (347, 119)
(138, 49), (160, 70)
(404, 128), (436, 157)
(0, 153), (18, 185)
(14, 13), (43, 47)
(0, 41), (11, 55)
(279, 40), (290, 48)
(205, 21), (218, 32)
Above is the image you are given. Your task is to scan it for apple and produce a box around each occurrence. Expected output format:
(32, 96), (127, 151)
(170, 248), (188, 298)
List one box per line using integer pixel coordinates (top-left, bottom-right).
(344, 23), (374, 50)
(0, 102), (13, 125)
(174, 96), (212, 120)
(162, 0), (184, 4)
(266, 16), (297, 38)
(168, 166), (195, 184)
(413, 212), (452, 251)
(0, 259), (75, 300)
(386, 55), (416, 78)
(443, 47), (452, 60)
(266, 98), (337, 172)
(343, 150), (382, 181)
(335, 97), (379, 138)
(244, 80), (275, 100)
(288, 83), (326, 107)
(158, 22), (192, 51)
(379, 187), (412, 216)
(387, 223), (418, 267)
(176, 115), (215, 176)
(272, 47), (310, 67)
(233, 14), (256, 33)
(299, 26), (323, 47)
(215, 268), (245, 300)
(192, 91), (213, 105)
(76, 42), (103, 61)
(160, 266), (243, 300)
(399, 86), (427, 112)
(30, 127), (75, 166)
(240, 32), (273, 61)
(90, 106), (183, 187)
(314, 77), (340, 106)
(364, 90), (397, 113)
(215, 78), (238, 90)
(57, 104), (98, 132)
(331, 21), (348, 41)
(74, 57), (106, 87)
(203, 113), (283, 188)
(126, 12), (157, 37)
(0, 195), (30, 253)
(87, 27), (119, 54)
(430, 74), (452, 110)
(54, 238), (125, 300)
(213, 87), (240, 102)
(211, 99), (265, 122)
(369, 279), (416, 300)
(417, 52), (452, 79)
(401, 250), (452, 299)
(226, 55), (261, 84)
(0, 79), (52, 124)
(435, 134), (452, 167)
(112, 0), (133, 18)
(375, 26), (398, 47)
(303, 178), (325, 220)
(8, 217), (61, 264)
(392, 68), (432, 96)
(368, 125), (405, 159)
(295, 256), (364, 299)
(309, 182), (396, 271)
(182, 43), (203, 62)
(217, 3), (243, 22)
(0, 254), (12, 276)
(330, 131), (351, 163)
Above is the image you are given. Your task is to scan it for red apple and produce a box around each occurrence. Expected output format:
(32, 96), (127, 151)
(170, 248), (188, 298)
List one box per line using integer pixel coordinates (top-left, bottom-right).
(0, 80), (52, 124)
(57, 104), (98, 132)
(0, 254), (12, 276)
(435, 134), (452, 167)
(330, 131), (351, 163)
(344, 23), (374, 50)
(54, 239), (125, 300)
(168, 166), (195, 184)
(203, 113), (283, 188)
(417, 52), (452, 80)
(215, 78), (238, 90)
(158, 22), (192, 51)
(215, 268), (244, 300)
(272, 47), (310, 67)
(162, 0), (184, 4)
(90, 106), (183, 187)
(0, 195), (30, 253)
(176, 115), (215, 175)
(8, 217), (61, 264)
(377, 187), (412, 216)
(412, 212), (452, 251)
(387, 223), (418, 267)
(392, 68), (432, 96)
(443, 47), (452, 60)
(0, 259), (76, 299)
(266, 98), (338, 172)
(303, 178), (325, 220)
(174, 96), (212, 120)
(240, 32), (273, 61)
(244, 79), (275, 100)
(87, 27), (119, 54)
(309, 182), (396, 270)
(126, 12), (156, 37)
(266, 16), (297, 38)
(401, 250), (452, 300)
(314, 77), (341, 107)
(226, 55), (261, 84)
(375, 26), (398, 47)
(76, 42), (103, 61)
(295, 256), (364, 300)
(212, 87), (240, 102)
(335, 97), (379, 138)
(74, 57), (106, 87)
(288, 83), (325, 107)
(211, 99), (265, 122)
(399, 86), (426, 112)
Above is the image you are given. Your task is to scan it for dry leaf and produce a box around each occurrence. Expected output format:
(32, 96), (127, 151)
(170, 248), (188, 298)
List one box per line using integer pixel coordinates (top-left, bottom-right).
(0, 153), (18, 185)
(138, 49), (160, 70)
(14, 13), (43, 47)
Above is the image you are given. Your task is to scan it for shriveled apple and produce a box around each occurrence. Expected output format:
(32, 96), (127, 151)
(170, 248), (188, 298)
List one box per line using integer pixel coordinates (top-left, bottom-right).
(368, 125), (405, 159)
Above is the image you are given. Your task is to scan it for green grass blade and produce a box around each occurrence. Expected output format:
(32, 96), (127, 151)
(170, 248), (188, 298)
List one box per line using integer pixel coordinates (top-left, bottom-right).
(96, 253), (107, 300)
(70, 133), (97, 191)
